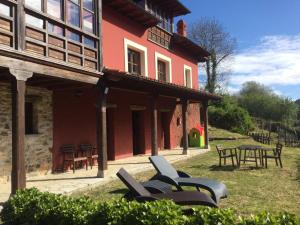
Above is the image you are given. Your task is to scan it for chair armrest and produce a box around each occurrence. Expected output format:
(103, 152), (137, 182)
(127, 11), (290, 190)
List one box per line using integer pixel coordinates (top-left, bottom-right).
(136, 196), (159, 202)
(150, 174), (181, 190)
(222, 147), (236, 151)
(177, 170), (191, 178)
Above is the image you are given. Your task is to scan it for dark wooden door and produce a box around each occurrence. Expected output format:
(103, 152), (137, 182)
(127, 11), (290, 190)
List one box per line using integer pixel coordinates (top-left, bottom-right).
(132, 111), (142, 155)
(160, 112), (170, 149)
(107, 108), (115, 160)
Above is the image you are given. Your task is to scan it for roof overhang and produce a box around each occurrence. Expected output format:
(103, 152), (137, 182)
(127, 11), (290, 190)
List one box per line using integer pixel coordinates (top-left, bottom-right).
(102, 68), (221, 102)
(103, 0), (160, 28)
(147, 0), (191, 17)
(171, 34), (210, 62)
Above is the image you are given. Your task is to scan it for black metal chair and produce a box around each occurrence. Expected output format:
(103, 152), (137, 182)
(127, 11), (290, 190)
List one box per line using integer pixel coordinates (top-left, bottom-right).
(263, 143), (283, 168)
(216, 145), (238, 167)
(79, 144), (98, 169)
(61, 144), (88, 173)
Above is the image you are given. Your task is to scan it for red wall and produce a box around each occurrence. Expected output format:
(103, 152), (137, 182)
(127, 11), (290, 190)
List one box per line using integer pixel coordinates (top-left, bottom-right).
(53, 87), (201, 170)
(102, 6), (200, 89)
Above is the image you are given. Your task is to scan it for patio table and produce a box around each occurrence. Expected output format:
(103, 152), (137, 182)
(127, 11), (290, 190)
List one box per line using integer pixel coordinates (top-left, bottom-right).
(237, 145), (264, 168)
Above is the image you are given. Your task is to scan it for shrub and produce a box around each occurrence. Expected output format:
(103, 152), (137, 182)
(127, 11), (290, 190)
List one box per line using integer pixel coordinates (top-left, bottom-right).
(1, 188), (298, 225)
(209, 95), (255, 134)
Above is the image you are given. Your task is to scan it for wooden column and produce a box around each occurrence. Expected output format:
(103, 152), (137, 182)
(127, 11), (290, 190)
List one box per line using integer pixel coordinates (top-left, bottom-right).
(182, 99), (188, 155)
(96, 82), (109, 178)
(203, 101), (209, 148)
(10, 69), (33, 195)
(151, 95), (158, 156)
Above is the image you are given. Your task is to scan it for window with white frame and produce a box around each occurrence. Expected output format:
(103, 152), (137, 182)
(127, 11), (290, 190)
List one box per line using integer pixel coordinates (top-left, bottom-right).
(184, 65), (192, 88)
(124, 38), (148, 76)
(155, 52), (172, 83)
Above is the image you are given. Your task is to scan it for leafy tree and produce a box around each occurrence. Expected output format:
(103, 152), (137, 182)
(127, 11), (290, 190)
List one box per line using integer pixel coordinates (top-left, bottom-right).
(237, 82), (298, 126)
(189, 18), (236, 93)
(209, 95), (254, 134)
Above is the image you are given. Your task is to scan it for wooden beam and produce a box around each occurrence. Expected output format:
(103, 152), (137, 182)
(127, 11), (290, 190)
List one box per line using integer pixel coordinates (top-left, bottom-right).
(96, 81), (108, 178)
(10, 69), (33, 194)
(151, 95), (158, 156)
(203, 101), (209, 148)
(182, 99), (188, 155)
(0, 55), (99, 84)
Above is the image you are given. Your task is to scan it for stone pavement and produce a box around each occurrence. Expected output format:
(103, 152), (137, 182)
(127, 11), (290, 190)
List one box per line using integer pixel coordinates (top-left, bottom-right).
(0, 148), (209, 204)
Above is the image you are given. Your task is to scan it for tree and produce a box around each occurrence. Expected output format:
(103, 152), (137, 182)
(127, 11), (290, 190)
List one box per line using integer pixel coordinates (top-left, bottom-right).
(189, 18), (236, 93)
(237, 81), (298, 126)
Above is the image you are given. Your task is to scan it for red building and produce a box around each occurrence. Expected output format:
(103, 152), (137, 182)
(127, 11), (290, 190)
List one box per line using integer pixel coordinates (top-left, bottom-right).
(0, 0), (219, 195)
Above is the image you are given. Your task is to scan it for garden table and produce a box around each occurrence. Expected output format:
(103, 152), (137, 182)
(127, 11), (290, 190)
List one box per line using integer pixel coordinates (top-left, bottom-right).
(237, 145), (264, 168)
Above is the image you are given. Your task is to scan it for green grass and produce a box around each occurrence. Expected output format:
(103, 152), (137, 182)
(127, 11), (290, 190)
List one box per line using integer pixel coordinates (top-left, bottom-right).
(73, 128), (300, 217)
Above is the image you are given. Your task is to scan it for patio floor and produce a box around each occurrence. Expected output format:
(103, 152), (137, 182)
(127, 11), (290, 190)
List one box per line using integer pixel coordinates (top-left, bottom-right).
(0, 148), (209, 204)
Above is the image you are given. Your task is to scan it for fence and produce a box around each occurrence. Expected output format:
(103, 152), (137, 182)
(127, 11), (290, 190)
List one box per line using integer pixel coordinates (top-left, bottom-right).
(249, 132), (300, 147)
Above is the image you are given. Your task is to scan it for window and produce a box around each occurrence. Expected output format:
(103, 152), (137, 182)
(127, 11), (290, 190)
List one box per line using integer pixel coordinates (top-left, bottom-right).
(83, 0), (95, 33)
(25, 0), (42, 11)
(147, 3), (173, 33)
(84, 36), (95, 48)
(0, 3), (10, 17)
(48, 23), (64, 36)
(128, 49), (141, 75)
(157, 60), (167, 82)
(184, 65), (192, 88)
(25, 14), (44, 28)
(155, 52), (172, 82)
(67, 0), (80, 27)
(47, 0), (62, 19)
(124, 38), (148, 76)
(67, 30), (80, 42)
(25, 102), (38, 135)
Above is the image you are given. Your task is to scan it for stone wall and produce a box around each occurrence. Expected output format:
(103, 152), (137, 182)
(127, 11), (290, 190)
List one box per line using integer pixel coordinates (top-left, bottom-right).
(0, 82), (53, 182)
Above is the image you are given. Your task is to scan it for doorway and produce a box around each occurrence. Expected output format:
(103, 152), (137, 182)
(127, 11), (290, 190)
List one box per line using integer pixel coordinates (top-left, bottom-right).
(132, 111), (144, 155)
(160, 112), (171, 150)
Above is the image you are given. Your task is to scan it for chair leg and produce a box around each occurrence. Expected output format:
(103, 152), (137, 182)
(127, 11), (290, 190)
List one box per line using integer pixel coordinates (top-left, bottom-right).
(275, 158), (278, 166)
(219, 157), (222, 167)
(224, 158), (226, 165)
(231, 156), (235, 166)
(73, 161), (76, 173)
(279, 157), (283, 168)
(243, 151), (246, 164)
(90, 159), (93, 170)
(265, 157), (268, 168)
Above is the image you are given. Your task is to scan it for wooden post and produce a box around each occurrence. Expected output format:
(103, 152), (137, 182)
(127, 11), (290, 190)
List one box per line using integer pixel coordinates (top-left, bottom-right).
(203, 101), (209, 149)
(10, 69), (33, 195)
(96, 81), (108, 178)
(151, 95), (158, 156)
(182, 99), (188, 155)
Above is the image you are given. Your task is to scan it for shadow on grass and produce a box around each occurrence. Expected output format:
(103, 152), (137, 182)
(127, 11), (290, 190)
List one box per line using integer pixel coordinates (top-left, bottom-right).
(109, 188), (128, 195)
(209, 165), (237, 171)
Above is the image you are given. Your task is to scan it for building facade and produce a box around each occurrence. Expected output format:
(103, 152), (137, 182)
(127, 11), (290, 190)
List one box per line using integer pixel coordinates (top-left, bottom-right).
(0, 0), (219, 194)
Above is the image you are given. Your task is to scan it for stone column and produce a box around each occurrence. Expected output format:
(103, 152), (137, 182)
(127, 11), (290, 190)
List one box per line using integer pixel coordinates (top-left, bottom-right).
(9, 68), (33, 194)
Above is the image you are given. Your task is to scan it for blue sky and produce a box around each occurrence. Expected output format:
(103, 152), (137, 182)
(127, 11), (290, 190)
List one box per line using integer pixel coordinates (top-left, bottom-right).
(178, 0), (300, 99)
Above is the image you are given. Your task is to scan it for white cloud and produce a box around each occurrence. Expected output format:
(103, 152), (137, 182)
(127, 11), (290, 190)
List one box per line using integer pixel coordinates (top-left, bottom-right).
(231, 35), (300, 87)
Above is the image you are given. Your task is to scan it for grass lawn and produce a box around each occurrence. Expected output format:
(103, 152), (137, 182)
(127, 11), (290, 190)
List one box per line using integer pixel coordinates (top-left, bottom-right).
(73, 129), (300, 217)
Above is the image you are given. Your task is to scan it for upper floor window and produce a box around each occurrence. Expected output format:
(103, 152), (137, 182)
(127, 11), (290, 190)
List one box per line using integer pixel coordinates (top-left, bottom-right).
(24, 0), (95, 34)
(155, 52), (172, 83)
(128, 49), (141, 75)
(0, 3), (10, 17)
(47, 0), (62, 19)
(184, 65), (192, 88)
(147, 3), (173, 33)
(157, 60), (167, 82)
(124, 38), (148, 77)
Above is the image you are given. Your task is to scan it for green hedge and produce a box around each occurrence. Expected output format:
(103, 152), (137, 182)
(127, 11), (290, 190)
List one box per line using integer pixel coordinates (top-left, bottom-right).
(1, 188), (298, 225)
